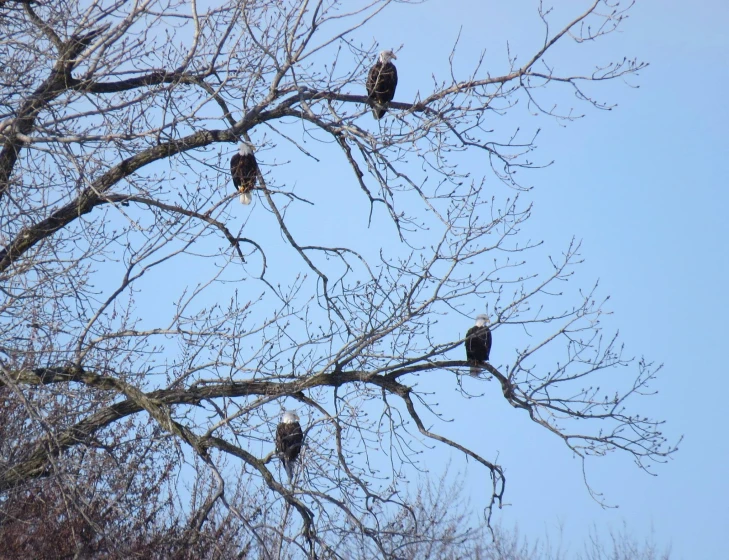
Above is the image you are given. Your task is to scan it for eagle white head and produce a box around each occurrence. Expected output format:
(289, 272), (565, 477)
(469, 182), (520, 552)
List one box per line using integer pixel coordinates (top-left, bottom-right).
(475, 314), (489, 327)
(282, 410), (300, 424)
(238, 142), (253, 156)
(379, 50), (397, 64)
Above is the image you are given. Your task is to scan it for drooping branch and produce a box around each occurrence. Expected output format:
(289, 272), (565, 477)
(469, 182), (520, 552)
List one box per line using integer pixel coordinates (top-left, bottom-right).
(1, 350), (672, 495)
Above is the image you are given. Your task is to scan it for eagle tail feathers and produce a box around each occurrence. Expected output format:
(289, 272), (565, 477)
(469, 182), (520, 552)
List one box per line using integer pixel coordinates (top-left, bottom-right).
(469, 361), (487, 377)
(239, 191), (252, 205)
(372, 104), (387, 120)
(284, 458), (295, 482)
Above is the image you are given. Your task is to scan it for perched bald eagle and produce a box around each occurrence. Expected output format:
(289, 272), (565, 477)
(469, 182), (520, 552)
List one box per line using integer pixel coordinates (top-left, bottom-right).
(276, 410), (304, 482)
(366, 50), (398, 120)
(230, 143), (258, 205)
(465, 315), (492, 376)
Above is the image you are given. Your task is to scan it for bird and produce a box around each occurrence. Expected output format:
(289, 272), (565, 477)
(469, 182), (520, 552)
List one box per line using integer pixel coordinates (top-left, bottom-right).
(465, 314), (492, 376)
(366, 50), (398, 120)
(276, 410), (304, 482)
(230, 142), (258, 204)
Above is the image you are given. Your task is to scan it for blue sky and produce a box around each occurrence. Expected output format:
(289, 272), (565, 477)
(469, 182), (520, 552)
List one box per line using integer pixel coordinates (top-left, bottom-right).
(101, 1), (726, 555)
(333, 0), (728, 557)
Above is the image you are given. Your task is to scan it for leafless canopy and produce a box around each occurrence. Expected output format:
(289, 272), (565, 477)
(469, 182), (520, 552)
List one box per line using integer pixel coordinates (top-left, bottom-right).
(0, 0), (677, 557)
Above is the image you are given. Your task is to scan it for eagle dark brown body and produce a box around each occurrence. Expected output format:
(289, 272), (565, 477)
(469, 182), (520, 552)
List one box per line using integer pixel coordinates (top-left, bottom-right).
(276, 411), (304, 482)
(366, 50), (398, 119)
(465, 315), (492, 376)
(230, 143), (258, 204)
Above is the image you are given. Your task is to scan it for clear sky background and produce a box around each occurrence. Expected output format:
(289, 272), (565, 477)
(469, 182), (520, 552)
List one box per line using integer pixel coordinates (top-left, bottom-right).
(318, 0), (727, 557)
(116, 0), (725, 556)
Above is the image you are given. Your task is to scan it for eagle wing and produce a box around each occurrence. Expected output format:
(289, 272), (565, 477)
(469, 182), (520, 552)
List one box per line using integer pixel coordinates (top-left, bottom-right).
(384, 62), (398, 103)
(366, 62), (380, 99)
(230, 153), (241, 189)
(484, 328), (492, 361)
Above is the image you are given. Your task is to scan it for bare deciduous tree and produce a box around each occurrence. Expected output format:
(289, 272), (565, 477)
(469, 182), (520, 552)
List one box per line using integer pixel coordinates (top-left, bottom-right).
(0, 0), (677, 557)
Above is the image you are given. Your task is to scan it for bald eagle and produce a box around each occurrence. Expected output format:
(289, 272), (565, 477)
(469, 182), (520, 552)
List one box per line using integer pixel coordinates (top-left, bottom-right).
(366, 50), (398, 120)
(230, 143), (258, 205)
(465, 315), (492, 376)
(276, 410), (304, 482)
